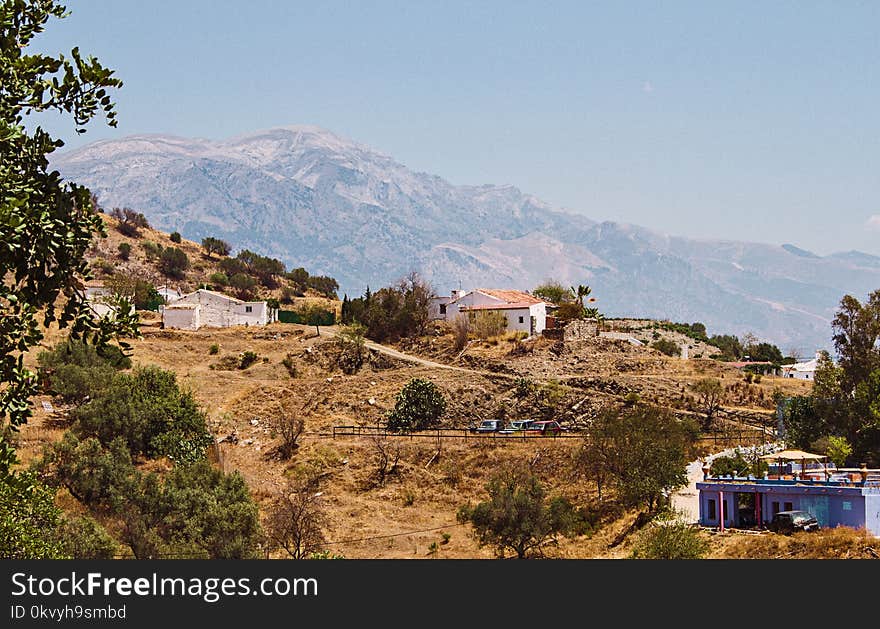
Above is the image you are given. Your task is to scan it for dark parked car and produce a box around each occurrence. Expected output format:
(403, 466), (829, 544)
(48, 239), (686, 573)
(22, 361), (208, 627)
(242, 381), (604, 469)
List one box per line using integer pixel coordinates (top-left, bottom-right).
(499, 419), (535, 434)
(769, 510), (820, 534)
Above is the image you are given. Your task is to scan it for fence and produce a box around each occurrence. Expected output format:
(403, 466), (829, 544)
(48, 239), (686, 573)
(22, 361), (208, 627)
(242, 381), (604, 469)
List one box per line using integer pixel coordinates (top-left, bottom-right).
(278, 309), (336, 326)
(329, 425), (583, 441)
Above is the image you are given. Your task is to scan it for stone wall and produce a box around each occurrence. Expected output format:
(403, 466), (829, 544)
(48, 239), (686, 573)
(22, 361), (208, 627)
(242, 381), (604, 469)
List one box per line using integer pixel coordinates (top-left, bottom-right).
(563, 319), (599, 342)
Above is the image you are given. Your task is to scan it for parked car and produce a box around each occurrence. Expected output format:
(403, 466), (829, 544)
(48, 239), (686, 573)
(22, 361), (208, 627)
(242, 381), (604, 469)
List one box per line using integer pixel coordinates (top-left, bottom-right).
(469, 419), (504, 433)
(499, 419), (535, 434)
(769, 510), (820, 534)
(524, 420), (564, 436)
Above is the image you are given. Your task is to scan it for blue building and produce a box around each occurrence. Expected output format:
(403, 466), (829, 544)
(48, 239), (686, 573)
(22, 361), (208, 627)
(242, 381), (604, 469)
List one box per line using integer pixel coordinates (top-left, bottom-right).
(697, 458), (880, 537)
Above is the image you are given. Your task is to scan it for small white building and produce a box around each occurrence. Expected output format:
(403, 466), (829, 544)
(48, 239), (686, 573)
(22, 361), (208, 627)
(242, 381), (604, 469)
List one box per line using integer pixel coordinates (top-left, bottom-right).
(83, 280), (115, 318)
(781, 351), (823, 380)
(434, 288), (552, 336)
(156, 285), (183, 304)
(161, 289), (272, 330)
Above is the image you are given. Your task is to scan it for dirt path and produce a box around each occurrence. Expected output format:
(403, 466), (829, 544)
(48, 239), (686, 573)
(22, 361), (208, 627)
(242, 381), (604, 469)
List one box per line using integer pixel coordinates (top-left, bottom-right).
(320, 327), (512, 378)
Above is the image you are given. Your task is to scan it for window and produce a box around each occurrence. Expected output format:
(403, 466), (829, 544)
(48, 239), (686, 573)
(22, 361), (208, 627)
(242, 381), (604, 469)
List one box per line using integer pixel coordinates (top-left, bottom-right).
(772, 501), (780, 515)
(439, 304), (446, 315)
(518, 316), (524, 324)
(842, 501), (852, 511)
(707, 499), (716, 520)
(245, 306), (252, 313)
(784, 502), (793, 512)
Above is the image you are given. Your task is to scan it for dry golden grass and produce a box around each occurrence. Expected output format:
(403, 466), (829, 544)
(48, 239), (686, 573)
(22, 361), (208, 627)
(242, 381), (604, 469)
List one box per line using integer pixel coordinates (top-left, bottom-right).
(714, 527), (879, 559)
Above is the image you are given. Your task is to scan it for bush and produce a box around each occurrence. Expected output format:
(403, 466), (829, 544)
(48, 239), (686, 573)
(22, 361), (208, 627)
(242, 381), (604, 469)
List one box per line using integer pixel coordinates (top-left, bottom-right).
(472, 311), (508, 339)
(201, 237), (231, 257)
(117, 242), (131, 260)
(106, 273), (164, 310)
(281, 354), (297, 378)
(335, 324), (366, 374)
(386, 378), (446, 432)
(209, 344), (219, 355)
(38, 339), (131, 403)
(209, 272), (228, 287)
(169, 231), (182, 243)
(56, 515), (118, 559)
(269, 415), (305, 459)
(92, 258), (115, 276)
(457, 466), (578, 558)
(141, 241), (162, 261)
(110, 207), (150, 238)
(229, 273), (257, 300)
(71, 366), (213, 463)
(159, 247), (189, 279)
(451, 314), (470, 351)
(631, 517), (710, 559)
(0, 472), (66, 559)
(238, 351), (259, 369)
(651, 338), (681, 357)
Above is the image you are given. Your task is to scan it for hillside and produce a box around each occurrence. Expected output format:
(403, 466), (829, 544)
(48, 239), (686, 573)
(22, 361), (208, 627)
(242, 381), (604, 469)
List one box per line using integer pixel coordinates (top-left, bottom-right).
(18, 308), (814, 558)
(86, 212), (339, 314)
(52, 125), (880, 351)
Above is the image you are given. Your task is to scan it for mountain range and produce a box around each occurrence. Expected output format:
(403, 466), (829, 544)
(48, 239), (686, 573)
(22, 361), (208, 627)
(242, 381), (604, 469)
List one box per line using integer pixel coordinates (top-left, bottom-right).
(51, 125), (880, 352)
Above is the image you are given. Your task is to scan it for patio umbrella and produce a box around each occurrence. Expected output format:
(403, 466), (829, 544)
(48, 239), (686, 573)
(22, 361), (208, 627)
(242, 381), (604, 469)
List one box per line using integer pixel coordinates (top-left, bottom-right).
(759, 450), (826, 479)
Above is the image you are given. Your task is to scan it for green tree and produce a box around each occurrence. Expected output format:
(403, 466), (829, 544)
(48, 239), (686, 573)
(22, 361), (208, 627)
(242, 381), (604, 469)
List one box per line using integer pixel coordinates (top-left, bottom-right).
(159, 246), (189, 279)
(1, 0), (138, 480)
(201, 236), (231, 257)
(229, 273), (257, 300)
(109, 207), (149, 237)
(37, 337), (130, 403)
(209, 272), (228, 287)
(105, 273), (164, 310)
(0, 471), (66, 558)
(335, 323), (367, 374)
(708, 334), (743, 360)
(117, 241), (131, 260)
(169, 231), (181, 243)
(457, 466), (577, 558)
(533, 280), (571, 305)
(386, 378), (446, 432)
(72, 366), (213, 463)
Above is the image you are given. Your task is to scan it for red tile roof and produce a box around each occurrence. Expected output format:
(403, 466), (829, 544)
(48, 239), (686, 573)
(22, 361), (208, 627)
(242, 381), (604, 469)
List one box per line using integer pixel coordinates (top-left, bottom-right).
(459, 303), (534, 311)
(475, 288), (544, 305)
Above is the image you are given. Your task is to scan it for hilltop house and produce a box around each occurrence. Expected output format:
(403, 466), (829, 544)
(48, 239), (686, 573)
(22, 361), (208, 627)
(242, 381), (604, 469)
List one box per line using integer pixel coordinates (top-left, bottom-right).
(161, 288), (274, 330)
(430, 288), (553, 336)
(781, 351), (822, 380)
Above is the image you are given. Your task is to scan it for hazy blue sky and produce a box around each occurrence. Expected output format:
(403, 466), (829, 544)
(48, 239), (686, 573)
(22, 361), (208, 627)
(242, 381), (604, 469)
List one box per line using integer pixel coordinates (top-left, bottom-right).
(34, 1), (880, 255)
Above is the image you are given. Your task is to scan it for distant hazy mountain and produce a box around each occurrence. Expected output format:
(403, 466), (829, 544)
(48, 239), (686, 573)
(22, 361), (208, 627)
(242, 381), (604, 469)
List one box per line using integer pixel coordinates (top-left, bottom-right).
(52, 125), (880, 352)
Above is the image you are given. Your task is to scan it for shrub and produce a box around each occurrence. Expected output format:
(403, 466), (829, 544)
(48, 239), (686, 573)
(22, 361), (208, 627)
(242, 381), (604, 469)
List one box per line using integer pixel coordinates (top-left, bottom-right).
(229, 273), (257, 300)
(651, 338), (681, 357)
(631, 517), (710, 559)
(335, 324), (366, 374)
(117, 242), (131, 260)
(141, 241), (162, 261)
(472, 311), (508, 339)
(105, 273), (164, 310)
(71, 366), (213, 463)
(169, 231), (181, 243)
(0, 472), (66, 559)
(92, 258), (115, 276)
(238, 351), (259, 369)
(201, 237), (231, 257)
(209, 344), (219, 355)
(281, 354), (297, 378)
(268, 415), (305, 459)
(209, 272), (228, 287)
(110, 207), (150, 238)
(37, 339), (131, 403)
(386, 378), (446, 432)
(56, 515), (118, 559)
(457, 466), (578, 558)
(159, 247), (189, 279)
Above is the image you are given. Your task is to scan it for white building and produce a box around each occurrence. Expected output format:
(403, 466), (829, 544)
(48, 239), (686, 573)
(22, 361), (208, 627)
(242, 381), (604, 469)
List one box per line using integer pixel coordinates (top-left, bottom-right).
(161, 289), (272, 330)
(433, 288), (552, 336)
(781, 351), (823, 380)
(83, 280), (115, 318)
(156, 285), (182, 304)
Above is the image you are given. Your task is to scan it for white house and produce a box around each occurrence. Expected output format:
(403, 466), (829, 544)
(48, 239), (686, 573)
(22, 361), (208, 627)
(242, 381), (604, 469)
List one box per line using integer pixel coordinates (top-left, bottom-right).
(434, 288), (552, 336)
(161, 289), (272, 330)
(83, 280), (115, 318)
(781, 351), (823, 380)
(156, 285), (182, 304)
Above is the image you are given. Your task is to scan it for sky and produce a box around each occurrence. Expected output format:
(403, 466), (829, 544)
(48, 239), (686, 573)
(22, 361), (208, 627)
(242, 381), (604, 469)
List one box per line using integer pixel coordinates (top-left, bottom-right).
(31, 1), (880, 256)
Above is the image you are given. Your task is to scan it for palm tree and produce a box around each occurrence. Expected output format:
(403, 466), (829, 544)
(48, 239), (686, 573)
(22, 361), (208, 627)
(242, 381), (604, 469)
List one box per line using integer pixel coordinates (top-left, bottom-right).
(569, 284), (592, 318)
